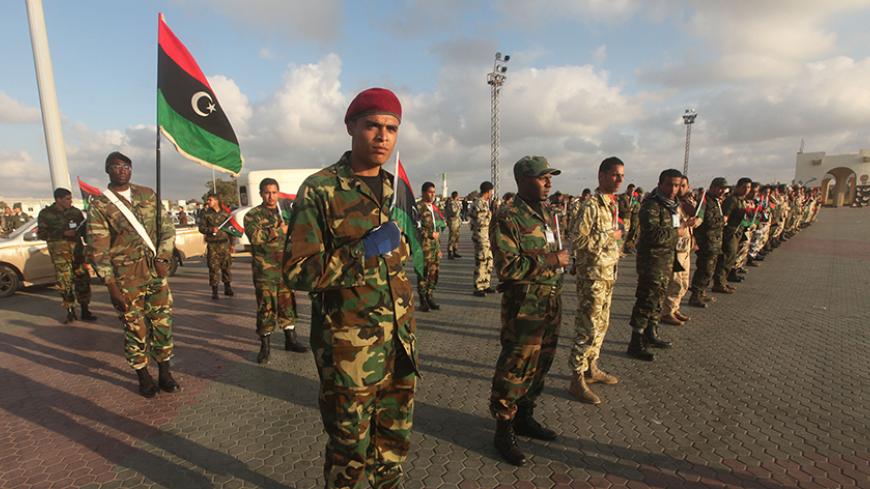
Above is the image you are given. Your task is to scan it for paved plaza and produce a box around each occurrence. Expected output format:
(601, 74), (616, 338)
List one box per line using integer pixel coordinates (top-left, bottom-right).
(1, 207), (868, 489)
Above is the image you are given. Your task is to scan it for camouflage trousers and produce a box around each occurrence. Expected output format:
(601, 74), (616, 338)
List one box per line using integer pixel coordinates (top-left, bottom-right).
(629, 258), (673, 334)
(569, 279), (614, 375)
(662, 248), (691, 315)
(118, 270), (173, 370)
(47, 243), (91, 309)
(490, 283), (561, 421)
(416, 256), (439, 297)
(734, 230), (753, 269)
(749, 222), (771, 258)
(624, 220), (639, 251)
(447, 219), (461, 254)
(714, 230), (741, 287)
(206, 241), (233, 287)
(472, 235), (493, 291)
(318, 346), (416, 489)
(690, 248), (718, 293)
(254, 281), (296, 337)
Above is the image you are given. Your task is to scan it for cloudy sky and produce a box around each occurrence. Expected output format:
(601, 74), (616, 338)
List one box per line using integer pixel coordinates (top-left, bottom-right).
(2, 0), (870, 199)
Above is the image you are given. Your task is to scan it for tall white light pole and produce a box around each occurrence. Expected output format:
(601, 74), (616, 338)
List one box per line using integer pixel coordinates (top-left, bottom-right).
(682, 108), (697, 177)
(487, 52), (509, 200)
(26, 0), (71, 192)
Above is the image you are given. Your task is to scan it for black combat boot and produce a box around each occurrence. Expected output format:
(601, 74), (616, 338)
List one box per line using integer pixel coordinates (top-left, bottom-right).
(728, 271), (744, 283)
(284, 328), (309, 353)
(627, 331), (655, 361)
(80, 304), (97, 321)
(224, 282), (234, 296)
(157, 361), (181, 393)
(63, 307), (77, 324)
(494, 419), (526, 466)
(688, 290), (707, 308)
(212, 286), (219, 300)
(426, 293), (441, 311)
(514, 406), (558, 440)
(136, 367), (159, 398)
(417, 293), (430, 312)
(484, 287), (497, 293)
(453, 252), (462, 258)
(473, 290), (486, 297)
(644, 325), (673, 349)
(447, 251), (454, 260)
(257, 335), (271, 364)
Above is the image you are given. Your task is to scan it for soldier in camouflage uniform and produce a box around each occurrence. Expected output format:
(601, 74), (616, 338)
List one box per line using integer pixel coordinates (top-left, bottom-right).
(87, 151), (180, 398)
(627, 169), (685, 362)
(489, 156), (568, 466)
(567, 157), (624, 405)
(714, 177), (752, 291)
(244, 178), (308, 364)
(37, 188), (96, 324)
(284, 88), (418, 488)
(661, 176), (700, 324)
(6, 204), (31, 234)
(471, 181), (495, 296)
(445, 191), (463, 259)
(416, 181), (443, 312)
(199, 193), (234, 300)
(688, 177), (727, 307)
(623, 187), (642, 254)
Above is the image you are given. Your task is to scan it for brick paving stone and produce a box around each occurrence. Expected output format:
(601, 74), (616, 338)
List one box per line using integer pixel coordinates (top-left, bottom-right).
(1, 208), (869, 488)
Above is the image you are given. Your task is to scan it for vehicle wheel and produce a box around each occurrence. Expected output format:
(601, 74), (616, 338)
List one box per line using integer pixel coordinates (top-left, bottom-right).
(0, 264), (20, 298)
(169, 252), (181, 277)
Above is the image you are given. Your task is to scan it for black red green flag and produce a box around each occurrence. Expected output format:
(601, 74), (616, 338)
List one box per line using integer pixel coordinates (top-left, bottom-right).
(157, 13), (243, 175)
(218, 213), (244, 238)
(390, 155), (425, 277)
(77, 177), (102, 210)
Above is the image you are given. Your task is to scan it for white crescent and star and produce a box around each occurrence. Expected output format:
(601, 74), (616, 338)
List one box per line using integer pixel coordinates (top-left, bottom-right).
(191, 91), (216, 117)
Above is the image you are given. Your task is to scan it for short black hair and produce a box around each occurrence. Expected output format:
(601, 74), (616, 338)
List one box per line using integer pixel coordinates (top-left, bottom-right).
(259, 178), (279, 192)
(502, 192), (515, 201)
(582, 188), (591, 196)
(53, 188), (71, 199)
(737, 177), (752, 186)
(206, 192), (218, 200)
(599, 156), (624, 174)
(658, 169), (683, 183)
(422, 181), (435, 193)
(480, 181), (494, 193)
(626, 183), (635, 190)
(681, 175), (689, 183)
(451, 191), (459, 198)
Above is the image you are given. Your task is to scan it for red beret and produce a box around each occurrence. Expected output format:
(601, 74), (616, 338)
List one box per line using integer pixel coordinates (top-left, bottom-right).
(344, 87), (402, 124)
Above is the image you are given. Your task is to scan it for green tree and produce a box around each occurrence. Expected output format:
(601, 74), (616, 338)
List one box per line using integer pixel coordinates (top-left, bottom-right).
(204, 178), (240, 208)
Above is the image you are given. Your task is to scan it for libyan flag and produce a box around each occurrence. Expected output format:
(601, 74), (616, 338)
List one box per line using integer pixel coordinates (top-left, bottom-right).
(77, 177), (102, 210)
(391, 155), (425, 277)
(157, 13), (243, 175)
(219, 214), (244, 238)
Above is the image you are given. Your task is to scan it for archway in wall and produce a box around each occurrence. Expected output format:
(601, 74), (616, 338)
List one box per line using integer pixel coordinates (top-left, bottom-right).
(820, 176), (834, 206)
(824, 167), (857, 207)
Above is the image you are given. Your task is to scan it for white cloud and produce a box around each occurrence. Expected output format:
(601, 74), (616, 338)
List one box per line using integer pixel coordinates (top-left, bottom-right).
(0, 92), (40, 124)
(208, 75), (252, 135)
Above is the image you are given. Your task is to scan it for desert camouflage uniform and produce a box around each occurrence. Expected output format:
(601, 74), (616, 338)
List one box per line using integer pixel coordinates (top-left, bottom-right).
(490, 196), (563, 421)
(470, 197), (493, 292)
(569, 192), (619, 375)
(416, 200), (441, 298)
(87, 184), (176, 370)
(198, 206), (233, 287)
(629, 193), (679, 334)
(662, 197), (696, 315)
(444, 198), (462, 256)
(284, 152), (418, 489)
(690, 195), (724, 294)
(37, 204), (91, 309)
(244, 204), (296, 337)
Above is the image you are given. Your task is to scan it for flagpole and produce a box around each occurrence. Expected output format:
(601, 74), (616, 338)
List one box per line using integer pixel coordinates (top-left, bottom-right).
(155, 13), (162, 245)
(212, 166), (217, 196)
(390, 150), (400, 213)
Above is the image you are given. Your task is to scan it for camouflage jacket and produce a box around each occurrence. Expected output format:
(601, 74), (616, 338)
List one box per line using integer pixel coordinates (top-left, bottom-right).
(636, 193), (679, 264)
(571, 192), (619, 282)
(617, 193), (633, 220)
(444, 198), (462, 224)
(86, 184), (175, 285)
(244, 204), (286, 283)
(416, 201), (441, 258)
(283, 152), (417, 389)
(493, 196), (563, 287)
(470, 197), (491, 240)
(4, 213), (30, 233)
(198, 207), (232, 243)
(722, 195), (747, 235)
(37, 204), (85, 243)
(695, 194), (724, 252)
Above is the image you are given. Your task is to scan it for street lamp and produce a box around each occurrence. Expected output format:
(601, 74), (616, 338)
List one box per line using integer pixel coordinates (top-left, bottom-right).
(487, 52), (510, 199)
(682, 108), (697, 176)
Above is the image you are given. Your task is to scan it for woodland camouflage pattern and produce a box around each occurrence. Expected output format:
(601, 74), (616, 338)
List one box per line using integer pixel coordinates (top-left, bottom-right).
(568, 193), (619, 374)
(629, 195), (678, 334)
(199, 206), (233, 287)
(714, 194), (746, 287)
(283, 152), (418, 489)
(444, 197), (462, 255)
(415, 200), (440, 297)
(470, 197), (493, 291)
(86, 184), (176, 369)
(37, 203), (91, 309)
(490, 196), (563, 421)
(690, 194), (724, 293)
(244, 204), (296, 335)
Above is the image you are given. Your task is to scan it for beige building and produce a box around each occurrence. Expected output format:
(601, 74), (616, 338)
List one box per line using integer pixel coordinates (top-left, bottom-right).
(795, 149), (870, 207)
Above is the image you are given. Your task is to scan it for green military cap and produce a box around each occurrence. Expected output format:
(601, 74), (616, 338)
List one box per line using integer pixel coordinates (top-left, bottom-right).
(513, 156), (561, 179)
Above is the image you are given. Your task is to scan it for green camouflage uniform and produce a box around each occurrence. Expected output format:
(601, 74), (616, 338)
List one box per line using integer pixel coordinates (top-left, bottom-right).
(470, 197), (493, 292)
(87, 184), (176, 370)
(629, 193), (678, 334)
(37, 204), (91, 309)
(5, 211), (30, 234)
(415, 201), (441, 298)
(690, 195), (723, 293)
(714, 194), (746, 287)
(198, 207), (233, 287)
(490, 196), (563, 421)
(283, 152), (418, 489)
(444, 198), (462, 255)
(569, 193), (619, 375)
(244, 204), (297, 337)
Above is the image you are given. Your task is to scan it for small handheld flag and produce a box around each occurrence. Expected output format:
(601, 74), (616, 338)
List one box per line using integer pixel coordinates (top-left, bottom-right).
(390, 152), (425, 277)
